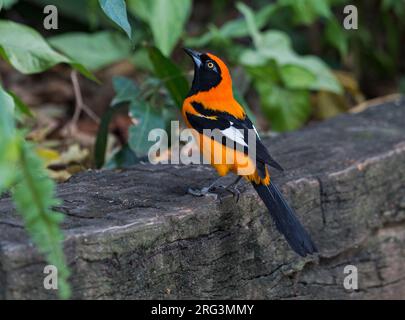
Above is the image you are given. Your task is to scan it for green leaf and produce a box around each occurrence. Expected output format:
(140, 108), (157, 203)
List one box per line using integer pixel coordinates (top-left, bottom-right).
(233, 85), (256, 125)
(94, 76), (138, 168)
(0, 0), (18, 10)
(127, 0), (151, 22)
(236, 2), (262, 47)
(105, 144), (141, 169)
(128, 0), (191, 56)
(147, 46), (188, 108)
(184, 28), (217, 48)
(111, 76), (139, 106)
(279, 0), (332, 25)
(7, 90), (34, 117)
(49, 31), (131, 71)
(69, 63), (99, 83)
(0, 134), (19, 193)
(0, 87), (70, 300)
(98, 0), (132, 38)
(0, 86), (16, 137)
(29, 0), (105, 27)
(280, 64), (316, 89)
(128, 101), (165, 157)
(325, 18), (349, 58)
(0, 86), (19, 192)
(240, 30), (343, 94)
(131, 47), (154, 72)
(240, 31), (294, 67)
(0, 20), (95, 81)
(12, 143), (70, 299)
(258, 84), (311, 132)
(222, 3), (278, 39)
(185, 3), (279, 48)
(297, 56), (342, 93)
(94, 104), (125, 169)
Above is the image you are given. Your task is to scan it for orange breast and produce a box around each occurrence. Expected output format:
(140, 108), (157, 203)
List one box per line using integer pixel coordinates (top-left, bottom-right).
(182, 100), (269, 185)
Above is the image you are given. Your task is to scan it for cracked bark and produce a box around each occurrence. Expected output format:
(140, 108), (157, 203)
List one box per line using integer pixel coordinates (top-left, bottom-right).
(0, 98), (405, 299)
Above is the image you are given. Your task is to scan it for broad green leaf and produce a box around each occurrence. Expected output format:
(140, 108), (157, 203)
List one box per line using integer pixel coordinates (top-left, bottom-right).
(260, 30), (292, 53)
(244, 63), (280, 84)
(49, 31), (131, 71)
(105, 144), (141, 169)
(128, 0), (191, 56)
(239, 49), (268, 67)
(127, 0), (151, 22)
(240, 32), (293, 67)
(236, 2), (262, 47)
(0, 0), (18, 10)
(222, 3), (278, 39)
(0, 134), (19, 192)
(279, 0), (332, 25)
(298, 56), (342, 94)
(257, 84), (311, 132)
(240, 30), (343, 94)
(280, 64), (316, 89)
(0, 86), (19, 192)
(185, 3), (279, 48)
(0, 86), (16, 137)
(29, 0), (105, 27)
(325, 18), (349, 58)
(111, 76), (139, 106)
(150, 0), (191, 56)
(98, 0), (132, 38)
(233, 85), (256, 125)
(0, 20), (68, 73)
(184, 27), (217, 48)
(147, 46), (188, 108)
(0, 20), (95, 81)
(131, 48), (154, 72)
(128, 101), (165, 157)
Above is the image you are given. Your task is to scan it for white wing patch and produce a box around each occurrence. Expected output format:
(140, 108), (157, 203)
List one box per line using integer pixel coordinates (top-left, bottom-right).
(252, 125), (260, 140)
(221, 125), (248, 147)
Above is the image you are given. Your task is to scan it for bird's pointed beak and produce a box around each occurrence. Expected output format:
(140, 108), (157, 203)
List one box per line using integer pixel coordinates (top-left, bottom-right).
(184, 48), (202, 68)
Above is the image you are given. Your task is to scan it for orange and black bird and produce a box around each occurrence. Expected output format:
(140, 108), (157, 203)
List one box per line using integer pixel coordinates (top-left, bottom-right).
(182, 48), (317, 257)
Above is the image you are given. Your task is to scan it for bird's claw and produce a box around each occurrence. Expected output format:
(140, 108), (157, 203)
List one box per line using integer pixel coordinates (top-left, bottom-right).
(217, 185), (241, 202)
(227, 186), (241, 202)
(188, 181), (242, 203)
(187, 187), (218, 200)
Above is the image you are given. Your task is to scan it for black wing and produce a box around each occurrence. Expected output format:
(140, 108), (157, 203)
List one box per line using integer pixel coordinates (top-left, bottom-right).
(186, 102), (284, 174)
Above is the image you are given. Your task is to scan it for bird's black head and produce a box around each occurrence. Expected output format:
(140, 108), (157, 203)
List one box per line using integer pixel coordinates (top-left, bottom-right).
(184, 48), (222, 97)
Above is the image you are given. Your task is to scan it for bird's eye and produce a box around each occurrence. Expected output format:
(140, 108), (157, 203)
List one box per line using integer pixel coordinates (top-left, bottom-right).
(207, 61), (214, 69)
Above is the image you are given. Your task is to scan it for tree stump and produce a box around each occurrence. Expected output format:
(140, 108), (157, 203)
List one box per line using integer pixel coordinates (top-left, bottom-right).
(1, 97), (404, 299)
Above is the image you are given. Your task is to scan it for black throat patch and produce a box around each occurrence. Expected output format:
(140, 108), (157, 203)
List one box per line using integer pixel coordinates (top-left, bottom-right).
(187, 54), (222, 97)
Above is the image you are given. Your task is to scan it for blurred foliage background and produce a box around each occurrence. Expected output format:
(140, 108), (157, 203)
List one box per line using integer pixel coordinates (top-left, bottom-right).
(0, 0), (404, 298)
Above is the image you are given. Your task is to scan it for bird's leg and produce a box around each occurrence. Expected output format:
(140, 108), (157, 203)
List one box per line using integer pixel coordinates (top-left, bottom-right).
(187, 176), (225, 198)
(220, 176), (243, 202)
(188, 176), (244, 202)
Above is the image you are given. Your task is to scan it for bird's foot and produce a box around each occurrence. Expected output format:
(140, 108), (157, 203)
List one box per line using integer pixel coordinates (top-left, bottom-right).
(226, 185), (241, 202)
(214, 184), (241, 202)
(187, 176), (243, 202)
(187, 186), (220, 200)
(217, 176), (243, 202)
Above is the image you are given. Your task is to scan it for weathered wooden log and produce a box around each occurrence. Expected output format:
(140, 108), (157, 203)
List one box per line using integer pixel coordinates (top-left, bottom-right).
(1, 97), (404, 299)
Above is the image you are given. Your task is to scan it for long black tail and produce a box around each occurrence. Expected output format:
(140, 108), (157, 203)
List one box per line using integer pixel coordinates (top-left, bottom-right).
(253, 181), (317, 257)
